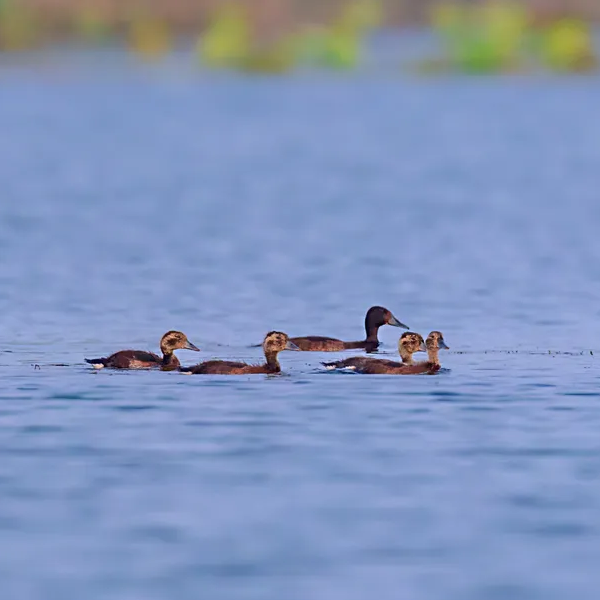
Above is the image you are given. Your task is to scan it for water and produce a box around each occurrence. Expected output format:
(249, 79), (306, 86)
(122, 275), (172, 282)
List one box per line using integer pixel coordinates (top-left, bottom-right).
(1, 50), (600, 600)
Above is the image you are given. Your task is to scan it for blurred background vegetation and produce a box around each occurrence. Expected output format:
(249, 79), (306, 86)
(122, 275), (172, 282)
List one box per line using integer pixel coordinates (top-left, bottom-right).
(0, 0), (598, 73)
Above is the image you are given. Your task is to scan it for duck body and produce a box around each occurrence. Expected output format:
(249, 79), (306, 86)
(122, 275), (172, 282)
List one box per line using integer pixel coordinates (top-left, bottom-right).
(323, 356), (409, 375)
(182, 360), (281, 375)
(322, 356), (403, 371)
(342, 359), (417, 375)
(291, 306), (408, 352)
(289, 336), (377, 352)
(181, 331), (299, 375)
(85, 331), (200, 370)
(85, 349), (163, 370)
(363, 361), (438, 375)
(328, 331), (449, 375)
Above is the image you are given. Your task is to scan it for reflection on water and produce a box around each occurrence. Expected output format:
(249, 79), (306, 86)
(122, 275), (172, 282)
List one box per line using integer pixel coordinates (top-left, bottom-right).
(1, 50), (600, 600)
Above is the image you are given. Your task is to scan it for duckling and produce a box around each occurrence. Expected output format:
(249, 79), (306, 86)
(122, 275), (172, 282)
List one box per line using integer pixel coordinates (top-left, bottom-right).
(420, 331), (449, 374)
(322, 332), (426, 373)
(290, 306), (408, 352)
(181, 331), (299, 375)
(370, 330), (449, 375)
(85, 331), (200, 370)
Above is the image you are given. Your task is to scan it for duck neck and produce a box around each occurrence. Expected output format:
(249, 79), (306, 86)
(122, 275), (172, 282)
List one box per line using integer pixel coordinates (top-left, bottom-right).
(264, 350), (281, 373)
(399, 348), (414, 365)
(427, 348), (440, 366)
(162, 351), (180, 368)
(365, 320), (382, 343)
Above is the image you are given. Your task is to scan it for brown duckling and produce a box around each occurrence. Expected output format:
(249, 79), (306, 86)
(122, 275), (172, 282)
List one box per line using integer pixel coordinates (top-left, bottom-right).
(322, 331), (426, 373)
(181, 331), (299, 375)
(364, 330), (448, 375)
(418, 331), (449, 374)
(85, 331), (200, 370)
(290, 306), (408, 352)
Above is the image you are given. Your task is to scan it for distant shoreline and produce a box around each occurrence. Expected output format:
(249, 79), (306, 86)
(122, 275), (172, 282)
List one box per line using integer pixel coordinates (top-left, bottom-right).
(10, 0), (600, 39)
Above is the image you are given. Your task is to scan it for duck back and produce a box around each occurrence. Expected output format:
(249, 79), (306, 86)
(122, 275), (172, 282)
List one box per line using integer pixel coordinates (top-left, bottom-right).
(85, 350), (161, 369)
(290, 336), (346, 352)
(323, 356), (388, 370)
(362, 360), (441, 375)
(322, 358), (438, 375)
(181, 360), (280, 375)
(290, 336), (381, 352)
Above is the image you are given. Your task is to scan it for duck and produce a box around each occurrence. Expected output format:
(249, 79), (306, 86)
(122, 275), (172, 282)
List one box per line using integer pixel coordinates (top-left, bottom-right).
(322, 331), (426, 373)
(85, 331), (200, 370)
(290, 305), (408, 352)
(374, 330), (448, 374)
(180, 331), (299, 375)
(335, 331), (448, 375)
(417, 330), (449, 374)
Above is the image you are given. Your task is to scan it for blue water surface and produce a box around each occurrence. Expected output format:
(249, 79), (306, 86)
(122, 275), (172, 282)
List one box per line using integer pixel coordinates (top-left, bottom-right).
(1, 49), (600, 600)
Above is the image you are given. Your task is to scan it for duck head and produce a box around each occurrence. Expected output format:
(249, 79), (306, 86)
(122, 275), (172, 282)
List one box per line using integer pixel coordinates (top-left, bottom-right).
(426, 331), (449, 351)
(160, 331), (200, 354)
(365, 306), (409, 332)
(399, 331), (427, 356)
(263, 331), (300, 354)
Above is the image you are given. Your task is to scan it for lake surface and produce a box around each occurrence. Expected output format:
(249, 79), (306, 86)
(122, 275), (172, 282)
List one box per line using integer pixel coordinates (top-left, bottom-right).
(1, 48), (600, 600)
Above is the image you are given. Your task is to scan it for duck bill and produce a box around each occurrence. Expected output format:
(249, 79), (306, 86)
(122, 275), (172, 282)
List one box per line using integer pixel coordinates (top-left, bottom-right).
(439, 340), (449, 350)
(419, 342), (427, 352)
(185, 341), (201, 352)
(285, 340), (301, 351)
(388, 314), (409, 329)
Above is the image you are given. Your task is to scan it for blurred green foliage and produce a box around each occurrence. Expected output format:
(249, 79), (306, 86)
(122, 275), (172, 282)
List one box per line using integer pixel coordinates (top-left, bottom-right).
(540, 19), (597, 71)
(237, 43), (296, 74)
(294, 25), (360, 70)
(197, 1), (381, 72)
(302, 1), (381, 69)
(199, 5), (251, 68)
(428, 1), (597, 73)
(0, 0), (596, 75)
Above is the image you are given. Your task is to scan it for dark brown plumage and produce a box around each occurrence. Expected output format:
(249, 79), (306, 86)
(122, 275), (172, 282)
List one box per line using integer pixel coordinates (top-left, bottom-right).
(322, 332), (426, 373)
(85, 331), (200, 370)
(383, 331), (449, 374)
(181, 331), (299, 375)
(324, 331), (449, 375)
(290, 306), (408, 352)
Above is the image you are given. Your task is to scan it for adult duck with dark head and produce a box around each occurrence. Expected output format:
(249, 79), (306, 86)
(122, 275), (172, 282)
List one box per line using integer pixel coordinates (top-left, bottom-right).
(290, 305), (408, 352)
